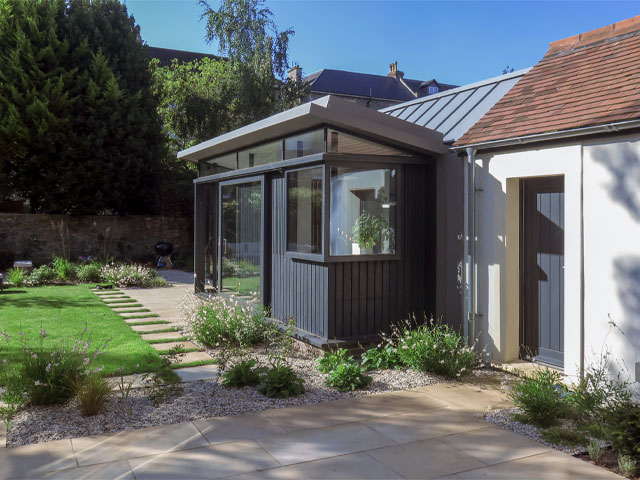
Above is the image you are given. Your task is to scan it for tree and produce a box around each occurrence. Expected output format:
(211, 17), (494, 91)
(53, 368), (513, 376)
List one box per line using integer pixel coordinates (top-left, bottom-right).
(0, 0), (166, 214)
(199, 0), (308, 125)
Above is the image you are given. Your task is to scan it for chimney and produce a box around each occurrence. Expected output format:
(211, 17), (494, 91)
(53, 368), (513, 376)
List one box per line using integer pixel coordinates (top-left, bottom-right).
(288, 65), (302, 83)
(387, 61), (404, 79)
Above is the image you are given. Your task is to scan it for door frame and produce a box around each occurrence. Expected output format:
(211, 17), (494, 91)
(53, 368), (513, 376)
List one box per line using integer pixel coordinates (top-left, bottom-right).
(519, 175), (565, 367)
(217, 175), (267, 302)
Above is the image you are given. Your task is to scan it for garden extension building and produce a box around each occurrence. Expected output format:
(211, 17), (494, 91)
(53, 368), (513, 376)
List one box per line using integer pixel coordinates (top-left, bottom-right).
(182, 15), (640, 385)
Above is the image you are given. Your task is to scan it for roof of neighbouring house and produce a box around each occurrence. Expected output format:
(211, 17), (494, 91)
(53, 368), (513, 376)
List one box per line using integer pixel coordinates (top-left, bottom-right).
(304, 68), (457, 102)
(178, 95), (448, 163)
(380, 69), (530, 143)
(147, 46), (222, 66)
(456, 15), (640, 146)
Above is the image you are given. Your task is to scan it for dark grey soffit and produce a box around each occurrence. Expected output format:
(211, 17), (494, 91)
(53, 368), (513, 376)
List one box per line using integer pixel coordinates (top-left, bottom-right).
(380, 69), (531, 144)
(177, 95), (448, 163)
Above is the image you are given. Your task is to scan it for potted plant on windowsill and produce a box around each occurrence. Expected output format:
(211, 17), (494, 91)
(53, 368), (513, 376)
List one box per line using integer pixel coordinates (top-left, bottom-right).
(351, 212), (393, 255)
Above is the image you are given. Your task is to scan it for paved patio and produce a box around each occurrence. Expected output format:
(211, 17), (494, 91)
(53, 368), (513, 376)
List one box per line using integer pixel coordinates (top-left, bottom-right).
(0, 383), (621, 479)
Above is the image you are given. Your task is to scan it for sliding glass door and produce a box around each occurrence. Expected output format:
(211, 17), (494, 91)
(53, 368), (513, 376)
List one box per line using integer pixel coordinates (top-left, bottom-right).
(219, 178), (263, 300)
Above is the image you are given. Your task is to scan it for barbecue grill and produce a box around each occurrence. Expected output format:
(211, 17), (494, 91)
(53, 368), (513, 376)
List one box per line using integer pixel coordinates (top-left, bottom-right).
(155, 241), (174, 269)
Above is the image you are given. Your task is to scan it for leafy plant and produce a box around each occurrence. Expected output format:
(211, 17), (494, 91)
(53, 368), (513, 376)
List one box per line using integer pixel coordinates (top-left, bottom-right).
(382, 316), (477, 378)
(588, 440), (606, 465)
(0, 370), (25, 431)
(541, 425), (589, 447)
(74, 372), (113, 416)
(351, 211), (391, 250)
(76, 263), (103, 283)
(608, 404), (640, 461)
(509, 369), (568, 427)
(101, 264), (166, 288)
(618, 454), (639, 478)
(191, 297), (268, 348)
(222, 359), (263, 387)
(142, 347), (183, 406)
(258, 365), (305, 398)
(25, 265), (57, 286)
(326, 363), (372, 392)
(360, 345), (403, 371)
(6, 268), (27, 287)
(52, 256), (74, 281)
(316, 348), (355, 374)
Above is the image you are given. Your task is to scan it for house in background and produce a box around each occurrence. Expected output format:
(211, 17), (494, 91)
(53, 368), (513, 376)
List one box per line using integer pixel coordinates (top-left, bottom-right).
(290, 61), (457, 110)
(454, 15), (640, 383)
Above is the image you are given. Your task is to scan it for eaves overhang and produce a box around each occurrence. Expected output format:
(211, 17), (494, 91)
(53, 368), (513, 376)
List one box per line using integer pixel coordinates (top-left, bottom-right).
(178, 95), (447, 163)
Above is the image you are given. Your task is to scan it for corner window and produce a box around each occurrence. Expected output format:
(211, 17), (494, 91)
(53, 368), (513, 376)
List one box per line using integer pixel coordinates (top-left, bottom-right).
(327, 129), (411, 156)
(330, 167), (397, 256)
(284, 130), (325, 159)
(238, 140), (283, 169)
(286, 167), (323, 254)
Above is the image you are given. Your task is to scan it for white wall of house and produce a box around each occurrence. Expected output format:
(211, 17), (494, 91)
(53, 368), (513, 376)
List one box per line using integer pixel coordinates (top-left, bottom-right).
(471, 133), (640, 385)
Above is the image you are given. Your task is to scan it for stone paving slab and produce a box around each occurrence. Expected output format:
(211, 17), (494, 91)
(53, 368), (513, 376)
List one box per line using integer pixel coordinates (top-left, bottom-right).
(150, 341), (199, 351)
(0, 421), (6, 448)
(140, 332), (185, 341)
(0, 439), (76, 479)
(130, 324), (180, 333)
(29, 459), (135, 479)
(193, 413), (287, 445)
(174, 365), (219, 382)
(168, 351), (213, 364)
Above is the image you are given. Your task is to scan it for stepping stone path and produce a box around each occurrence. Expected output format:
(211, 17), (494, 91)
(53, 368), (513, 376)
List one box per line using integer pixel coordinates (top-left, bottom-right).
(91, 284), (218, 385)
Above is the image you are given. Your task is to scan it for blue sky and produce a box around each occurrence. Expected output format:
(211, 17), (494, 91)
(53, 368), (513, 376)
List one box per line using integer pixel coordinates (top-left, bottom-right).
(125, 0), (639, 86)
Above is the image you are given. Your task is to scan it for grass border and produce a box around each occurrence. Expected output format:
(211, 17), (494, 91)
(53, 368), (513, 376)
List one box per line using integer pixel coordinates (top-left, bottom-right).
(147, 336), (189, 344)
(121, 313), (160, 320)
(126, 320), (171, 326)
(170, 359), (217, 369)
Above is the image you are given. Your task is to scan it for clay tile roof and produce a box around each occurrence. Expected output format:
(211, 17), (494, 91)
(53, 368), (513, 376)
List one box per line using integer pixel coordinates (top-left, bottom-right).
(456, 15), (640, 146)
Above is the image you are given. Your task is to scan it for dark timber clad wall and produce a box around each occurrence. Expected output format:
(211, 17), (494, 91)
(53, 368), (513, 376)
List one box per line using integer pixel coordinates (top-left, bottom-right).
(271, 174), (329, 337)
(328, 164), (435, 340)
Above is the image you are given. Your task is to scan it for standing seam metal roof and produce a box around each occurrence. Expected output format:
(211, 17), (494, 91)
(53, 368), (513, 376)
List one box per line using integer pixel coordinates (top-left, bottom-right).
(380, 69), (531, 143)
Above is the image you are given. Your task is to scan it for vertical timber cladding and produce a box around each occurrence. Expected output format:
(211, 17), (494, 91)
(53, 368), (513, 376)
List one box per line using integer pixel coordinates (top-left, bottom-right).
(270, 174), (329, 337)
(329, 164), (436, 340)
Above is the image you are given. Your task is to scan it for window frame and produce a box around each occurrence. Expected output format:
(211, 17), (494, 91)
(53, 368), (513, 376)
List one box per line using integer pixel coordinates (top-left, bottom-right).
(325, 160), (402, 263)
(284, 164), (327, 262)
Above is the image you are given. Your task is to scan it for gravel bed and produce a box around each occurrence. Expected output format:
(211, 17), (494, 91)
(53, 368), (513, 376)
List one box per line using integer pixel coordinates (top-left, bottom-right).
(7, 346), (492, 448)
(478, 407), (587, 455)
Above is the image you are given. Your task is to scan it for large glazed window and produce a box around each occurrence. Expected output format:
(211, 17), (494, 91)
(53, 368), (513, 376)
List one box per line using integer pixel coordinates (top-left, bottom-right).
(286, 167), (323, 254)
(238, 141), (283, 169)
(330, 167), (397, 256)
(284, 130), (325, 159)
(220, 181), (262, 299)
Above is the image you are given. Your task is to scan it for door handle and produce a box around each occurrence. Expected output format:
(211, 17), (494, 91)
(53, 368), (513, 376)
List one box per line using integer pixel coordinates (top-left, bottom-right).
(223, 239), (227, 255)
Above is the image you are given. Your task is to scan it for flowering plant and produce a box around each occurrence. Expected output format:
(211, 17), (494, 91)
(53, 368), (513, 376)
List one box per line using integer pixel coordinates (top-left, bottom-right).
(101, 264), (167, 288)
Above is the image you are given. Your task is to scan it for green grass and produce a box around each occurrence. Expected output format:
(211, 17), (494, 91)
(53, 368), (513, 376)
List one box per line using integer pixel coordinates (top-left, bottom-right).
(138, 327), (179, 334)
(0, 285), (164, 377)
(156, 347), (200, 354)
(121, 313), (160, 320)
(147, 336), (189, 344)
(115, 309), (151, 314)
(103, 298), (136, 304)
(221, 275), (260, 296)
(111, 303), (143, 308)
(126, 320), (171, 326)
(170, 359), (217, 369)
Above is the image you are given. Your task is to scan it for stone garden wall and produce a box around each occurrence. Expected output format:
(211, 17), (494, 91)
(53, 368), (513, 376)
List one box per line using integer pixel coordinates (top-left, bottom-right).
(0, 213), (192, 266)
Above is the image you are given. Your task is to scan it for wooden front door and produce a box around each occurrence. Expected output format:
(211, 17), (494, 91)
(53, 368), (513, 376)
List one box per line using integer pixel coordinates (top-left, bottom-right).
(520, 176), (565, 367)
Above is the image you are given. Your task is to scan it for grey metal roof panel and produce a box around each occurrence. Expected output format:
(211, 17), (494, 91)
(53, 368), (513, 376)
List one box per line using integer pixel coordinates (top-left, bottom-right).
(380, 68), (531, 143)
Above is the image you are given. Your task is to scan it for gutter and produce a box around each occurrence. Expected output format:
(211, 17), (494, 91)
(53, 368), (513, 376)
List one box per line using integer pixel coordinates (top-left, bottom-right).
(452, 118), (640, 152)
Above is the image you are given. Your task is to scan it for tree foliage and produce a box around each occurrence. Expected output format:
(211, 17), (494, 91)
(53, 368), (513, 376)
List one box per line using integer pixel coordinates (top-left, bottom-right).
(0, 0), (167, 214)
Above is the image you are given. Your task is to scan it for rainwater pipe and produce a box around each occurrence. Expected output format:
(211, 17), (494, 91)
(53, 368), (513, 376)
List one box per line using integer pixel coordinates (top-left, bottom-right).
(463, 147), (477, 344)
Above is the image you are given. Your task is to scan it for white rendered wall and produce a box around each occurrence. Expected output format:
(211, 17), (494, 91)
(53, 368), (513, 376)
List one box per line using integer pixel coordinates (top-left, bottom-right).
(583, 135), (640, 385)
(474, 144), (582, 380)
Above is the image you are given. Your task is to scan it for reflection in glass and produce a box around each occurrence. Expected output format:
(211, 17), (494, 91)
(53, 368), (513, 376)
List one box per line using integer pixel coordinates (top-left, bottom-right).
(200, 152), (238, 176)
(330, 167), (397, 256)
(220, 181), (262, 299)
(284, 130), (325, 159)
(287, 167), (323, 254)
(238, 141), (283, 169)
(327, 129), (411, 156)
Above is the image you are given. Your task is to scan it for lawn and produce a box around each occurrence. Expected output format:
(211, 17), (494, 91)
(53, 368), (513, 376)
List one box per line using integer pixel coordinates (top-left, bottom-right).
(0, 285), (163, 377)
(221, 275), (260, 296)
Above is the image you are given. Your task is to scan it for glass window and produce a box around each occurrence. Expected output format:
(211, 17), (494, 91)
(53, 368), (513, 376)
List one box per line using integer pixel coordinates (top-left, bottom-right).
(199, 152), (237, 176)
(284, 130), (325, 159)
(327, 129), (411, 157)
(287, 167), (323, 254)
(330, 167), (397, 256)
(238, 140), (283, 169)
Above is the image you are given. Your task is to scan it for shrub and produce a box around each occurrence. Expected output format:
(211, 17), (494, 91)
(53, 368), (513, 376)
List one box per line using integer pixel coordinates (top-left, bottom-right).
(76, 263), (103, 283)
(618, 455), (639, 478)
(6, 268), (27, 287)
(509, 369), (568, 427)
(361, 344), (403, 371)
(101, 264), (164, 288)
(258, 365), (305, 398)
(588, 440), (606, 465)
(316, 348), (355, 374)
(25, 265), (57, 286)
(222, 359), (263, 387)
(384, 316), (477, 378)
(52, 256), (74, 281)
(221, 258), (260, 278)
(608, 404), (640, 461)
(191, 297), (267, 348)
(326, 363), (372, 392)
(541, 425), (589, 447)
(75, 373), (113, 416)
(568, 357), (632, 425)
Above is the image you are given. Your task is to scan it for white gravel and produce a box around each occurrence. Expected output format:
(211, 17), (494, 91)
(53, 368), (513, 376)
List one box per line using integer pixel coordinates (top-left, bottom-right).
(478, 407), (588, 455)
(5, 346), (507, 448)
